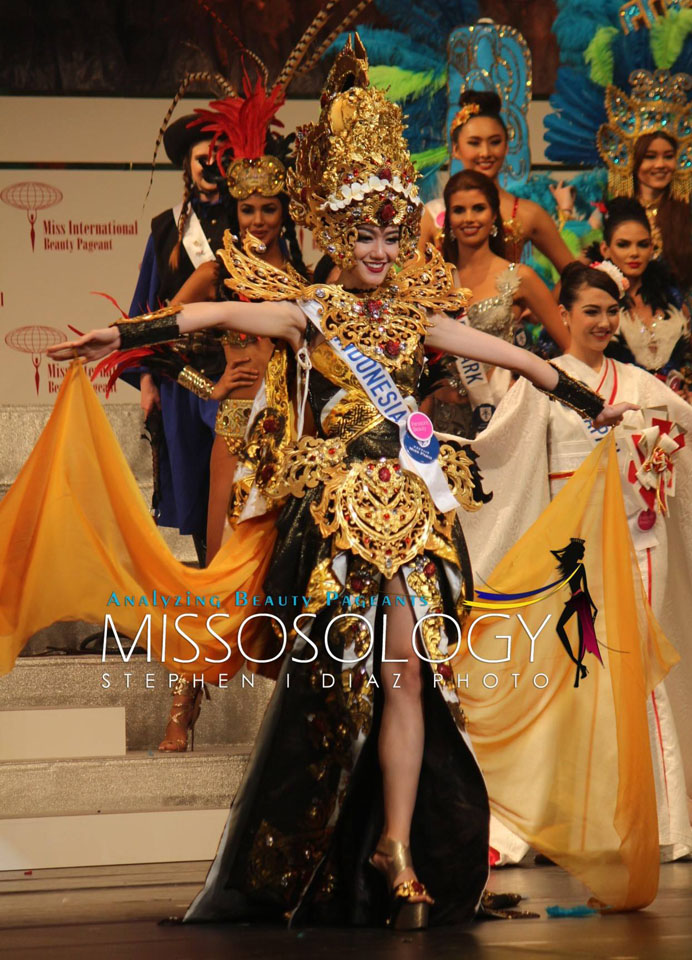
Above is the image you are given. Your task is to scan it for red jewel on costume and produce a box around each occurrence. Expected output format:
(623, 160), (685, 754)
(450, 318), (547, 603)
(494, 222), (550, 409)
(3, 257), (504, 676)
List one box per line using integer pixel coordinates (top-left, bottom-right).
(379, 201), (396, 223)
(261, 464), (275, 482)
(262, 417), (279, 434)
(378, 466), (391, 482)
(438, 663), (453, 681)
(423, 561), (436, 577)
(638, 509), (657, 531)
(351, 577), (364, 592)
(378, 166), (392, 181)
(384, 340), (401, 358)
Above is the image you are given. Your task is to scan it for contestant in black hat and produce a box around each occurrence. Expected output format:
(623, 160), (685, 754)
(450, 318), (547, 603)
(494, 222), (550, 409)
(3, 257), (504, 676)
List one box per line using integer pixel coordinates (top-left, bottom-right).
(129, 114), (233, 568)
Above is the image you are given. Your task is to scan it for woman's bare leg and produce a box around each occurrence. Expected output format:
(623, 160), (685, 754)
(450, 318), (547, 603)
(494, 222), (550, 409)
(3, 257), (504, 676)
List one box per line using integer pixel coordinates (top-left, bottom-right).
(206, 436), (238, 563)
(372, 571), (432, 901)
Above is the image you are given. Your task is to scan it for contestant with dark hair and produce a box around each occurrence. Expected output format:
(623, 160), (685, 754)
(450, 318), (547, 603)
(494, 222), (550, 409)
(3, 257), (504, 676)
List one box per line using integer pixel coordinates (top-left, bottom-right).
(631, 131), (692, 293)
(130, 115), (233, 565)
(143, 87), (310, 753)
(420, 90), (573, 272)
(588, 197), (691, 394)
(422, 169), (568, 437)
(49, 42), (633, 930)
(464, 259), (692, 865)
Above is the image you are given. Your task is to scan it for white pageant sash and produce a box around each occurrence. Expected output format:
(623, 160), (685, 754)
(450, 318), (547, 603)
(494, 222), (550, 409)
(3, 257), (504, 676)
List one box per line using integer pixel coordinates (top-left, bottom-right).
(299, 300), (458, 512)
(453, 317), (496, 430)
(172, 203), (215, 268)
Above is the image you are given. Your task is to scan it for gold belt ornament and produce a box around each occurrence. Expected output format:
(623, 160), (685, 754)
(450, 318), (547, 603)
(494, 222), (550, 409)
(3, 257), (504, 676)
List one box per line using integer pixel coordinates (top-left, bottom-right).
(265, 436), (480, 577)
(215, 398), (254, 455)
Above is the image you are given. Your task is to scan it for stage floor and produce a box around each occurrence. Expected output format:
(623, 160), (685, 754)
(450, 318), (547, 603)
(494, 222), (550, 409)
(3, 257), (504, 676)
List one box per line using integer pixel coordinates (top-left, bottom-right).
(0, 859), (690, 959)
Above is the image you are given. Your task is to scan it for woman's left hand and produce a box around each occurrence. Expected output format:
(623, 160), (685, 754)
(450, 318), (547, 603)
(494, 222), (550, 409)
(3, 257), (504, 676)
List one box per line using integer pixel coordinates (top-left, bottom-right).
(593, 401), (640, 428)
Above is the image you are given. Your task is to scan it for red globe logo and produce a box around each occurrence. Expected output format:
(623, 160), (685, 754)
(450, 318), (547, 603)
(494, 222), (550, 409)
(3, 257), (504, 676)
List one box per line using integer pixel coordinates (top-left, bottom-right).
(5, 326), (68, 395)
(0, 182), (64, 252)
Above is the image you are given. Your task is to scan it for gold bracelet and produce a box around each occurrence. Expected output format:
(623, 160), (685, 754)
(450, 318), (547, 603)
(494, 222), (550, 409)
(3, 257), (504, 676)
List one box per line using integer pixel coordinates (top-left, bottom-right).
(178, 365), (215, 400)
(215, 398), (254, 454)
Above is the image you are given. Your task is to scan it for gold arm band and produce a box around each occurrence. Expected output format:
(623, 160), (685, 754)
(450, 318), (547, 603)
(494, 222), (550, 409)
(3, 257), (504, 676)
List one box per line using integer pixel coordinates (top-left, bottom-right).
(178, 366), (215, 400)
(215, 398), (254, 455)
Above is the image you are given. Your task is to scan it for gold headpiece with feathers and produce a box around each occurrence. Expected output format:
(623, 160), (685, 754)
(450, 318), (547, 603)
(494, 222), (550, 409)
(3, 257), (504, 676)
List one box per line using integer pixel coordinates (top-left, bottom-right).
(147, 2), (374, 202)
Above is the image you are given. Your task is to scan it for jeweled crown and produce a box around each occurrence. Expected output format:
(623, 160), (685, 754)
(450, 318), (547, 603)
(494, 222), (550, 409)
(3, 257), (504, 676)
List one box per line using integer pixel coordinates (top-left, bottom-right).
(287, 34), (423, 267)
(597, 68), (692, 200)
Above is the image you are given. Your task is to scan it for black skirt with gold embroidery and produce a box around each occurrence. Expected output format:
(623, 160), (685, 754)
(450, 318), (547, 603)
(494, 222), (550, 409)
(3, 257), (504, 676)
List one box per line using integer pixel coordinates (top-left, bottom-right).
(184, 353), (490, 927)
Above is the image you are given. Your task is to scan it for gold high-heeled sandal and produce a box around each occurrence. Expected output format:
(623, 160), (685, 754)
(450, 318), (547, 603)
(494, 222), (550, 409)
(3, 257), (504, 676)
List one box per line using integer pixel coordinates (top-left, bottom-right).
(369, 836), (433, 931)
(157, 678), (208, 753)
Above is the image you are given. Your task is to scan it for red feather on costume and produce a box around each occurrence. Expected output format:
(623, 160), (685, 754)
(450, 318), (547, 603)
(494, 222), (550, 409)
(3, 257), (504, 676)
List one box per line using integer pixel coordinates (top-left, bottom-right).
(92, 349), (156, 396)
(191, 73), (285, 174)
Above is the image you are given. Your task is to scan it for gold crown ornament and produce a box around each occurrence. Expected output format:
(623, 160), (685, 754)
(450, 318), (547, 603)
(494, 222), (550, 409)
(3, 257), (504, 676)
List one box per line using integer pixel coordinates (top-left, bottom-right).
(597, 68), (692, 201)
(287, 34), (423, 268)
(449, 102), (481, 137)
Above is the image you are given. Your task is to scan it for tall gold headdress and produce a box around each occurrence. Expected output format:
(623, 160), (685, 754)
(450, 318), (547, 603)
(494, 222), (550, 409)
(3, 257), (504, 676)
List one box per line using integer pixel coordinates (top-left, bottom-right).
(597, 68), (692, 201)
(287, 34), (423, 267)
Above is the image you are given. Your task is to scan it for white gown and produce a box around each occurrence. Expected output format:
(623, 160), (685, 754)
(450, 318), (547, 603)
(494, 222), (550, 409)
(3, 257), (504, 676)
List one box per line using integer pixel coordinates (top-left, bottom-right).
(465, 353), (692, 863)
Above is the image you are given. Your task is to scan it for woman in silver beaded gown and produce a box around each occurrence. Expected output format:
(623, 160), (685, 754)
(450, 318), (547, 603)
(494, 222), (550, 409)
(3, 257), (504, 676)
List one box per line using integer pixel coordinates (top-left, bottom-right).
(422, 171), (568, 437)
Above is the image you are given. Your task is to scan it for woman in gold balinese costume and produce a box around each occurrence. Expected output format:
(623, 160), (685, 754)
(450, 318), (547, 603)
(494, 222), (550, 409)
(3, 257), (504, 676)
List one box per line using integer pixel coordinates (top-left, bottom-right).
(50, 38), (633, 930)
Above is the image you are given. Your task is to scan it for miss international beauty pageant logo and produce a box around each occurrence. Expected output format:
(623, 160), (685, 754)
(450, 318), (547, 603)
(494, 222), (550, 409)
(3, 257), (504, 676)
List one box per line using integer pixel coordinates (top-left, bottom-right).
(4, 326), (68, 395)
(98, 539), (605, 695)
(0, 182), (63, 251)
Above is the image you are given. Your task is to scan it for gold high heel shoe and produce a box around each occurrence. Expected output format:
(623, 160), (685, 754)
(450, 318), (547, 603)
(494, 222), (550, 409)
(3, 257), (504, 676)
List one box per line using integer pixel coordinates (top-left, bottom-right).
(157, 678), (208, 752)
(369, 836), (434, 931)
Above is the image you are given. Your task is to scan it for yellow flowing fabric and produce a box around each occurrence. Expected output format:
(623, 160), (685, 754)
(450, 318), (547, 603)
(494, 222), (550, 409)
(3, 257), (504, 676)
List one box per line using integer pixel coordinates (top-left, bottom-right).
(455, 435), (678, 910)
(0, 362), (277, 682)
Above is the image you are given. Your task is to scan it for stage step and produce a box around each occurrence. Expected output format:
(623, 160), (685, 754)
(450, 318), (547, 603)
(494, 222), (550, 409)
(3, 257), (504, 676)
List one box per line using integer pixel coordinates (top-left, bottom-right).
(0, 705), (125, 761)
(0, 656), (274, 750)
(0, 746), (251, 819)
(0, 808), (230, 870)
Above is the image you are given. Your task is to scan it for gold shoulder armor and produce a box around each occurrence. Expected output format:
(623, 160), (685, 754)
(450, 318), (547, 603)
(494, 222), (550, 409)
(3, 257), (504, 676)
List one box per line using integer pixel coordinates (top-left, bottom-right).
(217, 230), (307, 302)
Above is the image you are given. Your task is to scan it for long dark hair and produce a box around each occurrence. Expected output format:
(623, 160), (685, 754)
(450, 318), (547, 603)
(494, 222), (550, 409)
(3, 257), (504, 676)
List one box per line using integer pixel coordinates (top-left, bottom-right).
(633, 131), (692, 288)
(452, 89), (508, 147)
(442, 169), (506, 263)
(558, 261), (621, 310)
(593, 197), (682, 313)
(219, 190), (309, 280)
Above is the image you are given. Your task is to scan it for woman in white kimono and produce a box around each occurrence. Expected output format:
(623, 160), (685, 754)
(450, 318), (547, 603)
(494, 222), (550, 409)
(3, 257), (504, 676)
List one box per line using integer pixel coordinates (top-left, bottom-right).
(465, 260), (692, 864)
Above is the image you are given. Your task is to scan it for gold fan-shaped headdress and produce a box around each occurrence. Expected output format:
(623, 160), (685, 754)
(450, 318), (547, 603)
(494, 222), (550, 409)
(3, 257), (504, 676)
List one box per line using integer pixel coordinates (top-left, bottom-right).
(287, 34), (423, 267)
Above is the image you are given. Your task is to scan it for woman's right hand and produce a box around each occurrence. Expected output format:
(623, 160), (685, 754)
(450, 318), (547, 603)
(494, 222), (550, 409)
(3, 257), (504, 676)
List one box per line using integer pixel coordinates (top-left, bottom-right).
(140, 373), (160, 415)
(48, 327), (120, 362)
(210, 358), (260, 400)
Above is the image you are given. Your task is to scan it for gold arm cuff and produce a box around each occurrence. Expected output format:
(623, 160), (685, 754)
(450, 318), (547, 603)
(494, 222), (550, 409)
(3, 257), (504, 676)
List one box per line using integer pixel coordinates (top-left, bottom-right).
(178, 366), (215, 400)
(215, 398), (254, 454)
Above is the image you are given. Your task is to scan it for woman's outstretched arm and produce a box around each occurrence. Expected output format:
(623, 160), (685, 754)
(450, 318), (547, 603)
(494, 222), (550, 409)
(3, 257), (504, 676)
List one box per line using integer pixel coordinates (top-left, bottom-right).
(425, 312), (637, 427)
(47, 299), (307, 363)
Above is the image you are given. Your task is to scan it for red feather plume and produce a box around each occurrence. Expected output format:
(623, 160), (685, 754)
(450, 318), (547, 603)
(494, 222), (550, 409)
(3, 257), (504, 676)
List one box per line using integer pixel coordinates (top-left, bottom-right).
(91, 348), (156, 396)
(192, 73), (285, 174)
